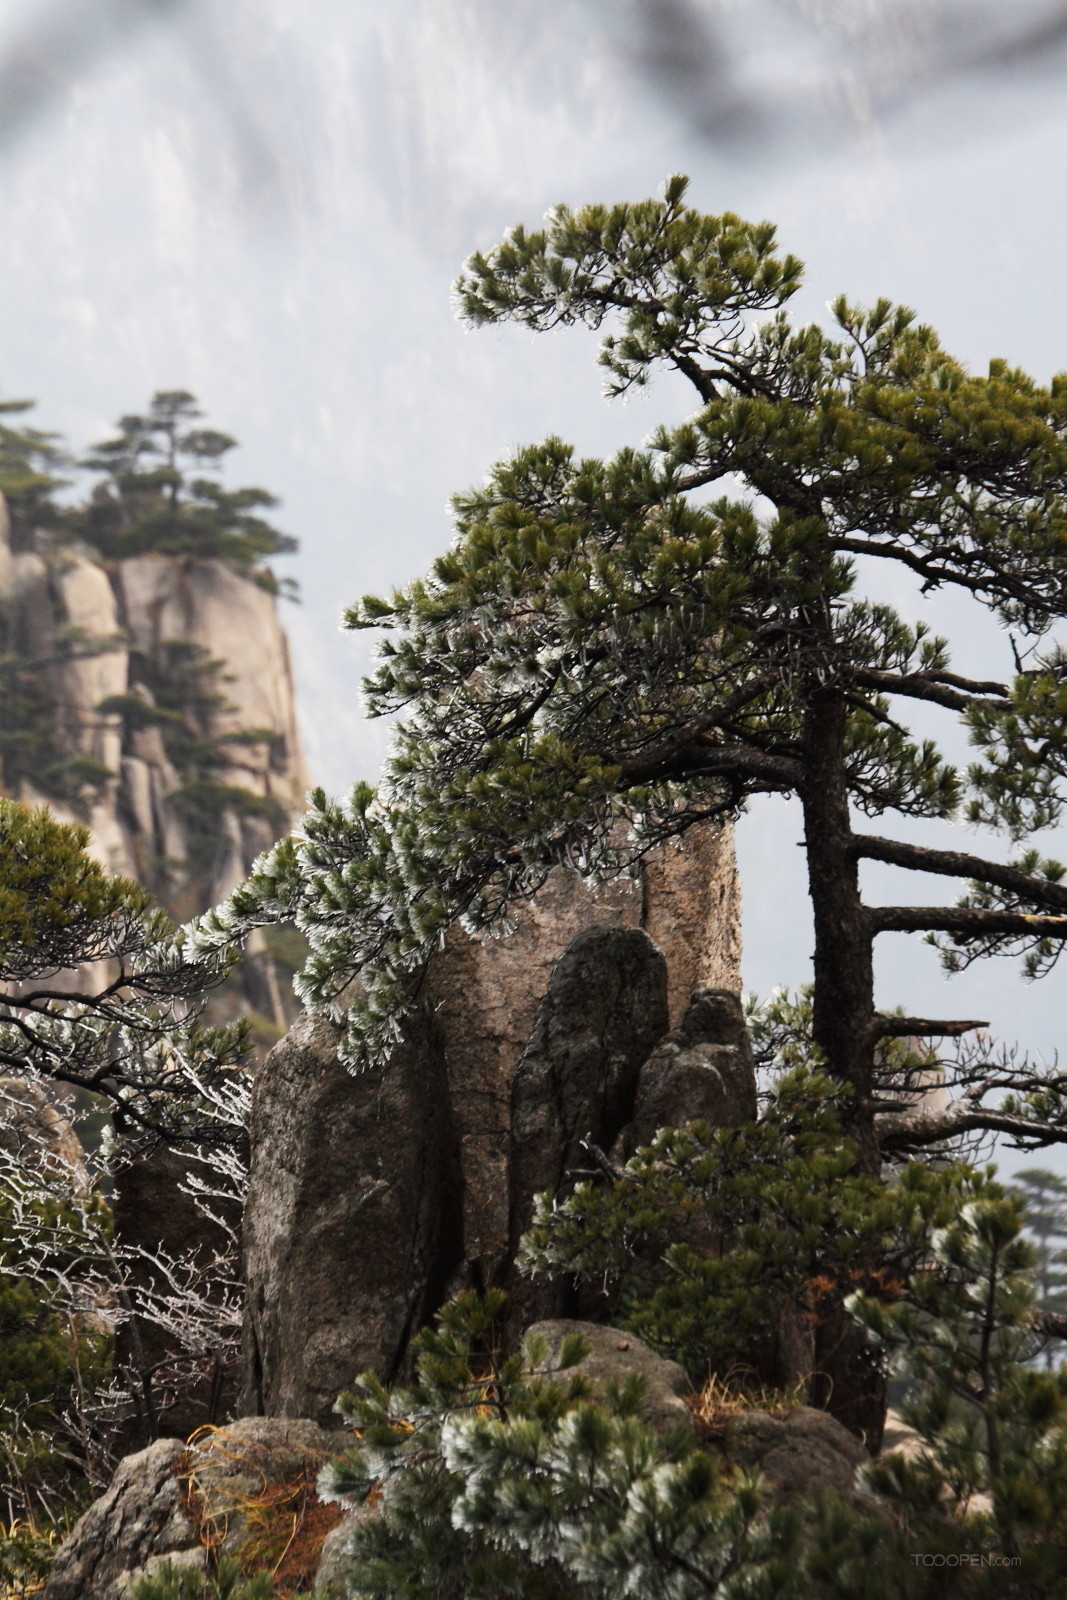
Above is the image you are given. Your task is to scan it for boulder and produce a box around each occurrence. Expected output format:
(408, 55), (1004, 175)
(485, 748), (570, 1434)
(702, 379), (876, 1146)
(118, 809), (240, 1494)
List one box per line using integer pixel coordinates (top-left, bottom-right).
(42, 1437), (201, 1600)
(525, 1320), (694, 1438)
(240, 1010), (462, 1424)
(709, 1406), (867, 1499)
(619, 986), (758, 1157)
(506, 927), (669, 1324)
(43, 1417), (349, 1600)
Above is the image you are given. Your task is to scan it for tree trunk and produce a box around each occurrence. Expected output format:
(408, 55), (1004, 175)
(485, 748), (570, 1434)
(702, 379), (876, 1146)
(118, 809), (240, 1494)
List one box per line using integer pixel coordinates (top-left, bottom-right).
(800, 688), (878, 1173)
(798, 688), (888, 1443)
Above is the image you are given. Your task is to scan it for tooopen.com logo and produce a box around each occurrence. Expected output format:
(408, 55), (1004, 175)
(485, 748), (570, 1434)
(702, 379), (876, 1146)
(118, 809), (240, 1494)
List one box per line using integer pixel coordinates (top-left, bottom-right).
(909, 1554), (1021, 1568)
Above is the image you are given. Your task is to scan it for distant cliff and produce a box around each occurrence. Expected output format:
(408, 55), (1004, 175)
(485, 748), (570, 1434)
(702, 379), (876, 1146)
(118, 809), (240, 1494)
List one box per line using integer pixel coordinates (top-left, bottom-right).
(0, 491), (308, 1032)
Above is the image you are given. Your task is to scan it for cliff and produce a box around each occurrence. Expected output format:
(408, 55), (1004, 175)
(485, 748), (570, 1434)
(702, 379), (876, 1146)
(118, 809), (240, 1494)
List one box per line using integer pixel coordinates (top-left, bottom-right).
(0, 491), (308, 1029)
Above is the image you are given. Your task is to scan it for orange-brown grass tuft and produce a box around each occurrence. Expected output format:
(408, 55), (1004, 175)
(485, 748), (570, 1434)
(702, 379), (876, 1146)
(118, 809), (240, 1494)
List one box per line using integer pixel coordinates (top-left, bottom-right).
(179, 1426), (346, 1597)
(684, 1372), (806, 1442)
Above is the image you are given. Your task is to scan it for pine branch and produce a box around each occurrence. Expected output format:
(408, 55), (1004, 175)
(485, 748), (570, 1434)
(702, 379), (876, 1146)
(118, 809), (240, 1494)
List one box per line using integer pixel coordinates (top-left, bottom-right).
(614, 672), (783, 784)
(853, 667), (1008, 714)
(876, 1102), (1066, 1152)
(871, 1015), (987, 1039)
(1035, 1308), (1067, 1340)
(870, 906), (1067, 938)
(854, 833), (1067, 910)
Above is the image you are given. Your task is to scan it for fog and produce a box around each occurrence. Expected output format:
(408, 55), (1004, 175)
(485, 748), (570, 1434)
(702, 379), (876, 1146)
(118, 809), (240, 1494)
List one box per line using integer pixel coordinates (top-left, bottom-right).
(2, 0), (1067, 1166)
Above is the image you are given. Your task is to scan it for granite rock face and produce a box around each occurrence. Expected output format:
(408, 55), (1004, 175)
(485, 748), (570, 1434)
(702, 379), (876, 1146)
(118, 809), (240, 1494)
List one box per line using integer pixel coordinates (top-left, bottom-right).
(506, 927), (669, 1324)
(427, 828), (742, 1280)
(242, 846), (750, 1411)
(240, 1010), (462, 1425)
(0, 502), (307, 1027)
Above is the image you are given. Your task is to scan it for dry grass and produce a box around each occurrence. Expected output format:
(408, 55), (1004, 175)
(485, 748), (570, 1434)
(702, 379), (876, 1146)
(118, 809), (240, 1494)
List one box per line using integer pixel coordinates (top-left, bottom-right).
(178, 1426), (345, 1598)
(685, 1372), (807, 1439)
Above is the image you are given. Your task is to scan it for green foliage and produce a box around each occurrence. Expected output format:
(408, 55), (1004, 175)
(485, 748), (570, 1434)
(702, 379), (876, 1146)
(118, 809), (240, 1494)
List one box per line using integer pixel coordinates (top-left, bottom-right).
(131, 1556), (293, 1600)
(519, 1063), (995, 1387)
(850, 1196), (1067, 1586)
(455, 175), (805, 397)
(0, 796), (247, 1141)
(0, 1518), (63, 1598)
(190, 177), (1067, 1121)
(322, 1288), (783, 1600)
(314, 1236), (1067, 1600)
(0, 798), (148, 979)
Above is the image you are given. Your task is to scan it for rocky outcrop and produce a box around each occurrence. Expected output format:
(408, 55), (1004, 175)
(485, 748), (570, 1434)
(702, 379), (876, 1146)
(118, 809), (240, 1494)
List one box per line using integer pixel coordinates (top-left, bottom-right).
(43, 1418), (349, 1600)
(706, 1407), (868, 1499)
(239, 1010), (462, 1425)
(620, 986), (758, 1158)
(427, 829), (741, 1280)
(527, 1320), (695, 1437)
(240, 891), (751, 1417)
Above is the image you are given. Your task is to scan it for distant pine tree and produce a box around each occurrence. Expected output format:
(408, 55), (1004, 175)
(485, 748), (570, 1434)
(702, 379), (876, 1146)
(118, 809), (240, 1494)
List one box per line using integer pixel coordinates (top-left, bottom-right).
(72, 391), (298, 595)
(1010, 1167), (1067, 1365)
(0, 398), (67, 546)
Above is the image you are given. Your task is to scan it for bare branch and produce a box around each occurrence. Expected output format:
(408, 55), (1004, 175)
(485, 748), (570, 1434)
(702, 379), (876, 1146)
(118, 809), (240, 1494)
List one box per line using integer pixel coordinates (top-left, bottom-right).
(870, 906), (1067, 938)
(877, 1102), (1066, 1153)
(853, 668), (1007, 715)
(871, 1015), (988, 1040)
(855, 834), (1067, 911)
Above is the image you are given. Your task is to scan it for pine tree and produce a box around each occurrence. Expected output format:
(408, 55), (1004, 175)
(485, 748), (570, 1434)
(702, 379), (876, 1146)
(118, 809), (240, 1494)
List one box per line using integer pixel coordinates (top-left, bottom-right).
(1009, 1167), (1067, 1367)
(316, 1247), (1067, 1600)
(321, 1288), (784, 1600)
(196, 176), (1067, 1175)
(184, 174), (1067, 1450)
(851, 1195), (1067, 1585)
(517, 1050), (998, 1405)
(0, 398), (67, 544)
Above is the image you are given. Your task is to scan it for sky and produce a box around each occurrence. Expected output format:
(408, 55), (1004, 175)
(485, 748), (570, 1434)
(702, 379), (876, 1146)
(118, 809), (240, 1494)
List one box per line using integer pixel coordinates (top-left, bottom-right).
(3, 0), (1067, 1168)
